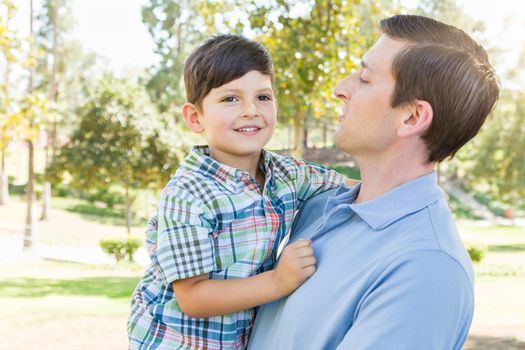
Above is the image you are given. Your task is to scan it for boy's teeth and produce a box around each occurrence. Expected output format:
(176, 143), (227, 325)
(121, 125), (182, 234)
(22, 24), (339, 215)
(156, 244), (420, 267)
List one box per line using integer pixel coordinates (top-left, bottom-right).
(237, 127), (258, 132)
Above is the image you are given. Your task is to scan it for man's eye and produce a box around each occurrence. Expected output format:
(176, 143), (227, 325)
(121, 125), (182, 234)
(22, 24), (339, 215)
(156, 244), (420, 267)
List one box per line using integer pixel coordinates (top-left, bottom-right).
(258, 95), (272, 101)
(222, 96), (238, 102)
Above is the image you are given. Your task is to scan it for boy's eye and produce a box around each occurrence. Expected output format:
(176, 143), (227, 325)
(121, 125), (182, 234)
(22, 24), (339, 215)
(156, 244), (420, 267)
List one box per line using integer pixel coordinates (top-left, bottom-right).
(257, 95), (272, 101)
(222, 96), (239, 102)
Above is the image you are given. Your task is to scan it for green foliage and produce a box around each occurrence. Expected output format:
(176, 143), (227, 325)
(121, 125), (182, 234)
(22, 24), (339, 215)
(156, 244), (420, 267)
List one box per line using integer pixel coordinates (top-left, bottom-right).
(141, 0), (213, 114)
(446, 194), (481, 220)
(100, 236), (143, 262)
(243, 0), (391, 155)
(329, 164), (361, 181)
(466, 243), (487, 264)
(460, 90), (525, 212)
(49, 75), (183, 192)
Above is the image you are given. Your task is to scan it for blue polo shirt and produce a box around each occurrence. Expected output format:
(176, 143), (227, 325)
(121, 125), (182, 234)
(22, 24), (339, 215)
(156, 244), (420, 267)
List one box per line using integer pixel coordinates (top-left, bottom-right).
(249, 172), (474, 350)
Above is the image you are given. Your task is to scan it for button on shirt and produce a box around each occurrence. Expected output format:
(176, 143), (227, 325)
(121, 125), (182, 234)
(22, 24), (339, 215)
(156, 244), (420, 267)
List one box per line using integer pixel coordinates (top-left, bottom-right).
(128, 146), (343, 350)
(249, 172), (475, 350)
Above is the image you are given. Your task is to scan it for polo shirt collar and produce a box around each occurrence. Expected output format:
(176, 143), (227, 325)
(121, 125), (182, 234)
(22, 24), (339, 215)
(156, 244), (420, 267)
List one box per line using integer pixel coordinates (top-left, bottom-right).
(332, 171), (443, 230)
(184, 145), (274, 191)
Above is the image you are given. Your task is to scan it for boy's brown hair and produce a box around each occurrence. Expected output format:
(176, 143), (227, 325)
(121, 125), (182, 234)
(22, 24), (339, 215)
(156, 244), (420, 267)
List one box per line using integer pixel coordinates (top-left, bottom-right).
(380, 15), (500, 163)
(184, 34), (274, 109)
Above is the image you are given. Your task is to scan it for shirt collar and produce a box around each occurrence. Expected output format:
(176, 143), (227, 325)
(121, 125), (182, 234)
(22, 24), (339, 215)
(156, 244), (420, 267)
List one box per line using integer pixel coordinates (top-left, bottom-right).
(331, 171), (443, 230)
(184, 145), (274, 191)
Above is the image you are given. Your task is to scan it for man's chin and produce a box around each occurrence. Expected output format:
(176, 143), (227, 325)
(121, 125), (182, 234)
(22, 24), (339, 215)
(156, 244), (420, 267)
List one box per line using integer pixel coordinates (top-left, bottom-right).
(333, 135), (352, 154)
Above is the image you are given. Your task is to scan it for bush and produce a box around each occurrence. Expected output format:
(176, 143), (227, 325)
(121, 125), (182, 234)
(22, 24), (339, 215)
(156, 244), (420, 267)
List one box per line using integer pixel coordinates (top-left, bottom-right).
(100, 236), (142, 262)
(329, 164), (361, 181)
(467, 243), (487, 264)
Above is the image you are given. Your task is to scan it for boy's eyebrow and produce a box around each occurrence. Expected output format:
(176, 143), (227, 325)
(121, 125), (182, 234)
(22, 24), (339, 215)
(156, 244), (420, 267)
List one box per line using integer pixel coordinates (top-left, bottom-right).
(218, 88), (274, 94)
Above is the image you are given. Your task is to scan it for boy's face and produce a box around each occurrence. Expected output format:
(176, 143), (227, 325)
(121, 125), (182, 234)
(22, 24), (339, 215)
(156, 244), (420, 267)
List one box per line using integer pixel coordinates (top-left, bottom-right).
(197, 70), (277, 161)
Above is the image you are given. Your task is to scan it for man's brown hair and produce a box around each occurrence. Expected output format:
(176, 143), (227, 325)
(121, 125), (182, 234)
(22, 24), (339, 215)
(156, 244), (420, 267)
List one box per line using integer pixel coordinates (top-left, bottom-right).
(380, 15), (500, 163)
(184, 34), (274, 109)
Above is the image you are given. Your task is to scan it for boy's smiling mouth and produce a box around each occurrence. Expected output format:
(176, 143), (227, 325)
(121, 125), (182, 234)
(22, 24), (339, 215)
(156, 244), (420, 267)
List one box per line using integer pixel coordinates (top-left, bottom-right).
(234, 126), (262, 135)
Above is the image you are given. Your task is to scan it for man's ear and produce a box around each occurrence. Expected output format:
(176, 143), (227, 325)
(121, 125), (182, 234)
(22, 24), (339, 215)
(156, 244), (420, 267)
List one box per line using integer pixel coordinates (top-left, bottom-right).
(182, 102), (204, 133)
(397, 100), (433, 138)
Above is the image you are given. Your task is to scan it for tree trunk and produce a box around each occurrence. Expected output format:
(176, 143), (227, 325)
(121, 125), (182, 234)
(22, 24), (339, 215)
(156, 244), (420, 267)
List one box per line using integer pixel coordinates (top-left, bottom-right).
(40, 182), (51, 220)
(24, 0), (36, 250)
(322, 122), (327, 148)
(23, 140), (36, 250)
(0, 150), (9, 206)
(125, 186), (132, 235)
(40, 2), (59, 221)
(291, 109), (307, 159)
(145, 191), (152, 220)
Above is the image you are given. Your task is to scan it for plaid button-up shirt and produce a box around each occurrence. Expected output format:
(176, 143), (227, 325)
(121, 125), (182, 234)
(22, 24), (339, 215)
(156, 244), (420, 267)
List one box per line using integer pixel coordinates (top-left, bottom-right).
(128, 146), (344, 349)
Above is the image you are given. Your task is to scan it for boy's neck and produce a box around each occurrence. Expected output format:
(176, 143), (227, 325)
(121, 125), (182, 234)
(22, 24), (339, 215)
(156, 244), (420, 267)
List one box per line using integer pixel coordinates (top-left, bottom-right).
(209, 147), (265, 186)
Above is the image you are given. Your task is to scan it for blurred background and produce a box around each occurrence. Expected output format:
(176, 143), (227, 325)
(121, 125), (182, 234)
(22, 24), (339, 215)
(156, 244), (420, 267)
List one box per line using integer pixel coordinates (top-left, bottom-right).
(0, 0), (524, 349)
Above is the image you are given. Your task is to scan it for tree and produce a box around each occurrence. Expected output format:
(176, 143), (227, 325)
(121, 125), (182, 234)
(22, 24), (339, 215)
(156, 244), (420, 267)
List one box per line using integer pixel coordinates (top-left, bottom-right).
(21, 0), (53, 250)
(50, 76), (183, 234)
(16, 91), (50, 249)
(33, 0), (75, 220)
(141, 0), (213, 116)
(0, 0), (21, 205)
(246, 0), (387, 157)
(465, 90), (525, 216)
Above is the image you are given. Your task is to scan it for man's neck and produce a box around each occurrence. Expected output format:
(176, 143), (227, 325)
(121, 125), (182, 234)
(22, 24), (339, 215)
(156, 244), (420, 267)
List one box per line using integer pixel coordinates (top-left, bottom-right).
(354, 152), (435, 204)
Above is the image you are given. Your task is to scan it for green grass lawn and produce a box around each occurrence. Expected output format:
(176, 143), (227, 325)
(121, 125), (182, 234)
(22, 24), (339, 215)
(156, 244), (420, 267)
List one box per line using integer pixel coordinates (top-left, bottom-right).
(0, 260), (142, 350)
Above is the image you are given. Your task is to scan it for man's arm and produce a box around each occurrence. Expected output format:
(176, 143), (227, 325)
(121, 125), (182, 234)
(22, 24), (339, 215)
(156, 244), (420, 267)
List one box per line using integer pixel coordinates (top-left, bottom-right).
(338, 250), (474, 350)
(172, 239), (316, 318)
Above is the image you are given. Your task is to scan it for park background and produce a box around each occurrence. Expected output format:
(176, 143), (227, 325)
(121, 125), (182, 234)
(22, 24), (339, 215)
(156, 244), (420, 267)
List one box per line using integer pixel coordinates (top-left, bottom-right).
(1, 0), (524, 349)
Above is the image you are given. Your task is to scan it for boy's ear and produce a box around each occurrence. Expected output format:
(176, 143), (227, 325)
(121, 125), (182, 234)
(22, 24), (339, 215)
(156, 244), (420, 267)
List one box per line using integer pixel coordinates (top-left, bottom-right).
(182, 102), (204, 133)
(397, 100), (433, 138)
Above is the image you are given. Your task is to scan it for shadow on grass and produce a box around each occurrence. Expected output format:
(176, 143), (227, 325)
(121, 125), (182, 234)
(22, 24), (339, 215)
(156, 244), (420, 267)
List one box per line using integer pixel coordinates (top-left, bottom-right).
(466, 335), (525, 350)
(0, 277), (140, 299)
(488, 243), (525, 252)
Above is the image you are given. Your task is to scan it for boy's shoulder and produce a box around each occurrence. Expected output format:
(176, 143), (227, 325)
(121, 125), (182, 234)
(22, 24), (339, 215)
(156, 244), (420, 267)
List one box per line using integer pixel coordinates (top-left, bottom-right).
(267, 151), (334, 179)
(163, 163), (219, 195)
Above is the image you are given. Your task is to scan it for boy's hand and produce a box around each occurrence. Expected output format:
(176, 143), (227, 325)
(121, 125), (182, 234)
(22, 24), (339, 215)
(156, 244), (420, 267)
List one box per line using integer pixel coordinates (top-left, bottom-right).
(272, 239), (316, 296)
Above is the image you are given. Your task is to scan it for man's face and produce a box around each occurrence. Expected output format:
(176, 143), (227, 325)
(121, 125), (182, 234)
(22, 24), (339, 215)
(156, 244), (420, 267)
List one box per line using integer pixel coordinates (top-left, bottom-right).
(333, 35), (410, 157)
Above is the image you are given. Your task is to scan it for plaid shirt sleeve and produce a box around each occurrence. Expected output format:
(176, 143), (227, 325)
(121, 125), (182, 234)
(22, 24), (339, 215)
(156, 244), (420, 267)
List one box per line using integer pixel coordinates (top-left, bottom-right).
(291, 159), (345, 204)
(152, 188), (216, 284)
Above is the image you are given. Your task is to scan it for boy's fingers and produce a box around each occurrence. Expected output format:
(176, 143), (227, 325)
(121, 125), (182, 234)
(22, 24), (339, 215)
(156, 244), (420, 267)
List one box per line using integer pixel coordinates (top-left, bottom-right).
(300, 256), (317, 267)
(293, 246), (314, 258)
(302, 265), (316, 277)
(291, 239), (311, 248)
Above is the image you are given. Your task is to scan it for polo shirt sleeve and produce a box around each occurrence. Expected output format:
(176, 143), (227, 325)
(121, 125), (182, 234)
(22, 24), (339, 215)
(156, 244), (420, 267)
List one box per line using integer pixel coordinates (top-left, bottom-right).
(291, 159), (344, 204)
(337, 250), (474, 350)
(152, 188), (216, 284)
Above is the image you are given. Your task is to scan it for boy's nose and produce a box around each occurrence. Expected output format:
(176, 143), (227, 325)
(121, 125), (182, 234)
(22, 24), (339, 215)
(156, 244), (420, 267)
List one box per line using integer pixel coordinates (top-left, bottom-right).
(242, 102), (259, 117)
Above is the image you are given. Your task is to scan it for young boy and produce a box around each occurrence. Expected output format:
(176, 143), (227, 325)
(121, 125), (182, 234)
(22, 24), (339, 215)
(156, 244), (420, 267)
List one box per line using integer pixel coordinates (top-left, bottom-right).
(128, 34), (345, 349)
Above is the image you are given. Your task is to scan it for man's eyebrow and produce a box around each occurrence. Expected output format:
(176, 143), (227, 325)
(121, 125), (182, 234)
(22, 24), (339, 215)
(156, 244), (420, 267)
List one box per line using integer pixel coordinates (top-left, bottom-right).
(361, 60), (374, 73)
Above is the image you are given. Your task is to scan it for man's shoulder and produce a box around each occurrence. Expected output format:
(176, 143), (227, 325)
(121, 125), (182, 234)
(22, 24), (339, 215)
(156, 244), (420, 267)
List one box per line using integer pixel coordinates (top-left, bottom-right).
(291, 188), (339, 233)
(387, 200), (474, 286)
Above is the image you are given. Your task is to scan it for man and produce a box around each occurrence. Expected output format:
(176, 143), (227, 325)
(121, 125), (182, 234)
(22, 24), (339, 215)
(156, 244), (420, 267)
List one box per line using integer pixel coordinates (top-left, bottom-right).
(248, 14), (499, 349)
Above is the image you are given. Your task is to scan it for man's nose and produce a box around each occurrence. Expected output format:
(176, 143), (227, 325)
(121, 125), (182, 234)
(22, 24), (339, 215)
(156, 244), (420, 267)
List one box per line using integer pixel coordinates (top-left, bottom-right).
(333, 76), (352, 101)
